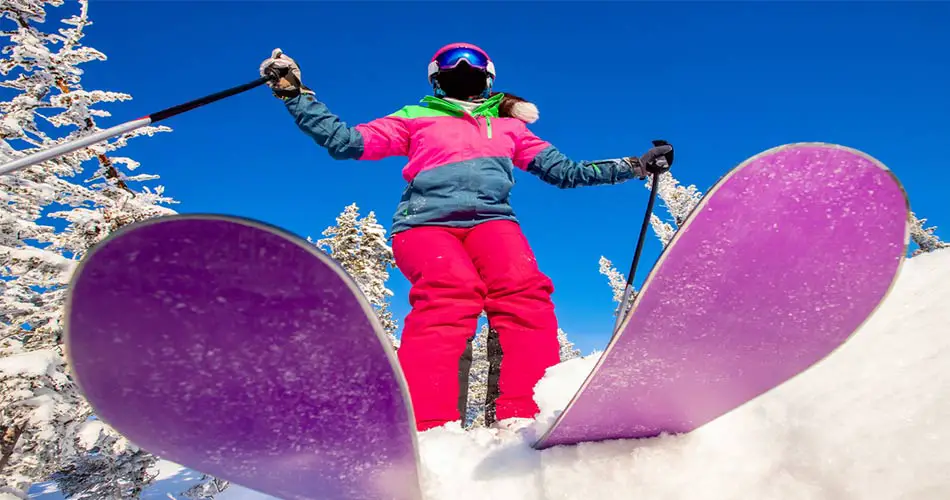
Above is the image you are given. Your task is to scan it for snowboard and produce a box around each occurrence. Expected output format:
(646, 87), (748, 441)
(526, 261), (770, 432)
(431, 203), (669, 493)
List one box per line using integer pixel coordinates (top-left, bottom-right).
(533, 142), (910, 450)
(65, 215), (423, 500)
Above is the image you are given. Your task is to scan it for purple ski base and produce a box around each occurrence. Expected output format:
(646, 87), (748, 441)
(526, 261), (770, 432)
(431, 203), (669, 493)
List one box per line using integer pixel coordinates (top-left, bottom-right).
(535, 143), (909, 450)
(66, 216), (422, 500)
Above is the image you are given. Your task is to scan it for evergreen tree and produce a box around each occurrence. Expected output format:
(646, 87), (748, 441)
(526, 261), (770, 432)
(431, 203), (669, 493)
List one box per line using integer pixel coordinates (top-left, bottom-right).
(644, 172), (704, 247)
(909, 212), (949, 256)
(598, 256), (630, 318)
(313, 203), (399, 347)
(464, 318), (583, 428)
(51, 421), (157, 499)
(181, 474), (230, 500)
(599, 172), (704, 314)
(0, 0), (178, 496)
(463, 322), (491, 428)
(557, 329), (581, 361)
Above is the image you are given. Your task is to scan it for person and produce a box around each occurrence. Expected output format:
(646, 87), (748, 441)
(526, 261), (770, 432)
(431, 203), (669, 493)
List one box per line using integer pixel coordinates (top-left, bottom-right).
(259, 42), (674, 432)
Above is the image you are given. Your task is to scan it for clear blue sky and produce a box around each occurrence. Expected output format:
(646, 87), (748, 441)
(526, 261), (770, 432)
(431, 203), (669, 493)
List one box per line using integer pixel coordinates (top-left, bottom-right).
(55, 1), (949, 354)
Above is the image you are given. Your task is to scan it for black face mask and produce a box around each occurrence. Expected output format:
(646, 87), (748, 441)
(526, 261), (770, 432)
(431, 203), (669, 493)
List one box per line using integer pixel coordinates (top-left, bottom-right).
(435, 65), (488, 100)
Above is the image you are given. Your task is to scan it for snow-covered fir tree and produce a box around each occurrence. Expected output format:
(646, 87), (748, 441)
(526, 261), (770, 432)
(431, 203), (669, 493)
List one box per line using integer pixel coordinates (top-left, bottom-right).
(313, 203), (399, 347)
(0, 0), (178, 496)
(598, 172), (703, 314)
(598, 256), (630, 318)
(50, 420), (157, 499)
(644, 172), (704, 247)
(557, 329), (581, 360)
(463, 317), (582, 428)
(909, 211), (949, 256)
(181, 474), (230, 500)
(463, 321), (492, 428)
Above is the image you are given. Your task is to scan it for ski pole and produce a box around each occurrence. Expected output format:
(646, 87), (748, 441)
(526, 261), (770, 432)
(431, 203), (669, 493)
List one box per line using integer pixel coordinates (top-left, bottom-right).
(612, 162), (663, 333)
(0, 75), (274, 177)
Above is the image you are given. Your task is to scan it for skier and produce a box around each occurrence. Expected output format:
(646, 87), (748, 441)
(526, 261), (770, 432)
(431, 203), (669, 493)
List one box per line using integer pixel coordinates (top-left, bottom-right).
(259, 43), (674, 432)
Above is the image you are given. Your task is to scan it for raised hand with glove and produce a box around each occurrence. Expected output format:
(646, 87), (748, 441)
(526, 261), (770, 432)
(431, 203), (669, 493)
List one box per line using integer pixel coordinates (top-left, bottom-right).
(623, 140), (675, 180)
(259, 48), (314, 100)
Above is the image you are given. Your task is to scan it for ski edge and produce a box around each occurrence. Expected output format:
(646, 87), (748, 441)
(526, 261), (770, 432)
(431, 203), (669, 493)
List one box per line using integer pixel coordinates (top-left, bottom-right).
(62, 213), (426, 498)
(532, 141), (912, 450)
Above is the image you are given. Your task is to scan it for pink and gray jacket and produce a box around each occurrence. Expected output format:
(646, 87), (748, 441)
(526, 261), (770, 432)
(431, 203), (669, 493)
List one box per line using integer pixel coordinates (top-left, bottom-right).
(283, 92), (637, 234)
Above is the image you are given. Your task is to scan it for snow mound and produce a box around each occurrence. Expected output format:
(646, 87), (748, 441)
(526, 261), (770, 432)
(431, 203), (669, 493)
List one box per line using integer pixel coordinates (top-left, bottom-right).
(415, 249), (950, 500)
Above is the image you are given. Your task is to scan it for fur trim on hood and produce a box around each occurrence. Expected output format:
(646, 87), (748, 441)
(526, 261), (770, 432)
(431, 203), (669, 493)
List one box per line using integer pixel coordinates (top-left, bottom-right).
(494, 91), (539, 124)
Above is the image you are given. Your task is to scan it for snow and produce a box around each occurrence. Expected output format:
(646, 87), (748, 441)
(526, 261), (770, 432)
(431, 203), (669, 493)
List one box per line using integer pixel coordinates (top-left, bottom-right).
(0, 349), (59, 378)
(74, 420), (105, 449)
(26, 249), (950, 500)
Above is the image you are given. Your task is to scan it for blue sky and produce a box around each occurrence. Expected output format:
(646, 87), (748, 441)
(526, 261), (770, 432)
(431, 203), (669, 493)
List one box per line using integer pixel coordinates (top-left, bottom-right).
(39, 1), (950, 354)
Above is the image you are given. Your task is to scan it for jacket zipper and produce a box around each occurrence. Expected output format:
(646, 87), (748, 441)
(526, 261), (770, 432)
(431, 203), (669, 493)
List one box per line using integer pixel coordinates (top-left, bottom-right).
(473, 115), (493, 139)
(422, 96), (497, 140)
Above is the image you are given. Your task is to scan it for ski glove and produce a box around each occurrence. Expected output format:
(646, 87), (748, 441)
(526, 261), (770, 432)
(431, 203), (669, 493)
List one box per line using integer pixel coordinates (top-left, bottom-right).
(259, 48), (314, 100)
(624, 140), (675, 179)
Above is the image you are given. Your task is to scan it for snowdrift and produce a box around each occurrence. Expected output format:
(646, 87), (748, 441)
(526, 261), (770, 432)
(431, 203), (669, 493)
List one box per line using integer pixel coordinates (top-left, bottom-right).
(29, 249), (950, 500)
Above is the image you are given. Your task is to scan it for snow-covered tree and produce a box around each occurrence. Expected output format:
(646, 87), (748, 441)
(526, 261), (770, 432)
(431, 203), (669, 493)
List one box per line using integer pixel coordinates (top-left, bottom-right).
(0, 349), (88, 497)
(463, 318), (582, 428)
(598, 172), (703, 314)
(644, 172), (703, 247)
(50, 420), (157, 499)
(0, 0), (177, 496)
(598, 256), (631, 318)
(557, 329), (581, 361)
(909, 212), (949, 257)
(181, 474), (230, 500)
(463, 322), (492, 428)
(312, 203), (399, 347)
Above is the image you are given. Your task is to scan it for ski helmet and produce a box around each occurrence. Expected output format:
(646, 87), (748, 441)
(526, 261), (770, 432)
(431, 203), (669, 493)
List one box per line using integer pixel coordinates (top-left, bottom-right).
(428, 42), (495, 98)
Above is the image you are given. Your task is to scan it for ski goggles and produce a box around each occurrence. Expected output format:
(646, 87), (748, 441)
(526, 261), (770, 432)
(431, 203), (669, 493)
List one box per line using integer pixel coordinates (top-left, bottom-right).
(428, 46), (496, 82)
